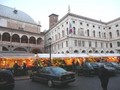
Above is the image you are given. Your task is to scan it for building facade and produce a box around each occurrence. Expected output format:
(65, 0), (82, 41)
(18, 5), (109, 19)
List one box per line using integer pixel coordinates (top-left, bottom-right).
(0, 4), (44, 53)
(45, 13), (120, 54)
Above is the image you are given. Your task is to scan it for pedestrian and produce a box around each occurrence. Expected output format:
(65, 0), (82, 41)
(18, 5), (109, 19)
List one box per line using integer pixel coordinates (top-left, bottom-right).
(13, 63), (20, 76)
(98, 65), (111, 90)
(22, 63), (27, 75)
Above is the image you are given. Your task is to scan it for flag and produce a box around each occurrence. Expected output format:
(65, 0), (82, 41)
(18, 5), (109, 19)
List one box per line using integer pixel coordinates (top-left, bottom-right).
(69, 22), (72, 34)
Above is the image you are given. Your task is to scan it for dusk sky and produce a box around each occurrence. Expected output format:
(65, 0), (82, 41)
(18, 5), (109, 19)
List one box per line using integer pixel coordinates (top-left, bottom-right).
(0, 0), (120, 31)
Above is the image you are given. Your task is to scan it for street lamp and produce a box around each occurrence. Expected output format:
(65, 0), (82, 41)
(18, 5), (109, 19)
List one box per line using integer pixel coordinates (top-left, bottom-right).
(48, 38), (52, 66)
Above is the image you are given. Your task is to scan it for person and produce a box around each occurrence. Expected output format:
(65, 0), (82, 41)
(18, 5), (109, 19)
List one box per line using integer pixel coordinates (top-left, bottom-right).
(72, 60), (76, 73)
(13, 63), (20, 76)
(98, 65), (111, 90)
(22, 63), (27, 75)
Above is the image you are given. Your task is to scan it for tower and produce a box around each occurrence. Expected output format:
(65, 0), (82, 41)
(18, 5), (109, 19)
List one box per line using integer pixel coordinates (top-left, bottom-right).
(49, 13), (58, 29)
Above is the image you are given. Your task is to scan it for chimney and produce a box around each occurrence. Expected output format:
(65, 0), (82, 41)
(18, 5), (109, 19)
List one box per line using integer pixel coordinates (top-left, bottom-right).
(49, 13), (58, 29)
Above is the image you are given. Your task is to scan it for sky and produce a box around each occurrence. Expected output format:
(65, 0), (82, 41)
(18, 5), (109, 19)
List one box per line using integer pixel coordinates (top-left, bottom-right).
(0, 0), (120, 31)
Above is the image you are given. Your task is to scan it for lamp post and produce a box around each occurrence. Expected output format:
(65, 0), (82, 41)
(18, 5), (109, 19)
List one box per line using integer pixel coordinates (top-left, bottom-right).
(48, 38), (52, 66)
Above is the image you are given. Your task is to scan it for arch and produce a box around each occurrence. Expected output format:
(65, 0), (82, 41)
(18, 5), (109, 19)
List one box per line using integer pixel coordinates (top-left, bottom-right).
(2, 46), (9, 51)
(12, 34), (20, 42)
(82, 50), (86, 53)
(61, 51), (64, 54)
(21, 35), (28, 43)
(101, 51), (104, 53)
(66, 50), (69, 53)
(106, 51), (109, 53)
(89, 50), (92, 53)
(37, 37), (43, 44)
(29, 36), (36, 44)
(2, 32), (10, 41)
(14, 47), (27, 52)
(95, 50), (98, 53)
(110, 50), (114, 53)
(74, 50), (78, 53)
(31, 48), (41, 54)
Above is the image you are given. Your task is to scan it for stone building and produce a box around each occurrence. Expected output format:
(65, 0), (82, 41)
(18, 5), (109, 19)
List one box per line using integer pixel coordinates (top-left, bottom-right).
(45, 12), (120, 54)
(0, 4), (44, 53)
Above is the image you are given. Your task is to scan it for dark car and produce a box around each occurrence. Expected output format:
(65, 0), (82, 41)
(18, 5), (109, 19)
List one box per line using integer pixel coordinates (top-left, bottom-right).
(82, 62), (95, 76)
(0, 69), (15, 90)
(105, 62), (120, 73)
(30, 66), (75, 87)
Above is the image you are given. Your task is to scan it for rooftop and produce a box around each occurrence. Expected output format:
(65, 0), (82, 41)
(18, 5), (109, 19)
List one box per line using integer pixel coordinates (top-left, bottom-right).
(0, 4), (36, 24)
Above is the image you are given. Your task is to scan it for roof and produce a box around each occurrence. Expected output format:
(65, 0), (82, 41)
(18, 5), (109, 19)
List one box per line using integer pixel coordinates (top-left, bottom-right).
(0, 53), (35, 58)
(0, 4), (36, 24)
(37, 53), (120, 58)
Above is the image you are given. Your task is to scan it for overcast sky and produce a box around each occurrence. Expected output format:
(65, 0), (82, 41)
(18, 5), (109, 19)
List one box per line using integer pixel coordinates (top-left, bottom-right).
(0, 0), (120, 31)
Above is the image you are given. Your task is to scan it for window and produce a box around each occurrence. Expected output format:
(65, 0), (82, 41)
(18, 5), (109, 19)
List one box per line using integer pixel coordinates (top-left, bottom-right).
(89, 41), (91, 47)
(117, 42), (120, 47)
(116, 24), (119, 27)
(95, 42), (97, 47)
(78, 40), (81, 46)
(109, 27), (111, 29)
(87, 29), (89, 36)
(106, 43), (108, 48)
(87, 24), (89, 26)
(82, 41), (85, 47)
(93, 31), (95, 37)
(74, 40), (77, 46)
(110, 43), (112, 48)
(66, 28), (68, 35)
(55, 34), (57, 40)
(80, 22), (82, 25)
(101, 42), (103, 48)
(99, 32), (101, 38)
(58, 44), (60, 49)
(116, 30), (119, 37)
(73, 27), (76, 35)
(58, 33), (60, 39)
(66, 41), (68, 47)
(62, 30), (64, 37)
(104, 33), (106, 38)
(73, 21), (75, 23)
(109, 32), (112, 39)
(62, 42), (63, 48)
(93, 25), (95, 28)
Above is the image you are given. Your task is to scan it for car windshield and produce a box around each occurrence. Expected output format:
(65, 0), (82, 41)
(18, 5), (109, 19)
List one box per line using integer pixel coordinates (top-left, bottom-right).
(51, 67), (67, 75)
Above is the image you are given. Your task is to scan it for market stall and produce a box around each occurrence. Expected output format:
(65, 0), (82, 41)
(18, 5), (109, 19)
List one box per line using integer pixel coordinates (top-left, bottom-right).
(0, 53), (35, 69)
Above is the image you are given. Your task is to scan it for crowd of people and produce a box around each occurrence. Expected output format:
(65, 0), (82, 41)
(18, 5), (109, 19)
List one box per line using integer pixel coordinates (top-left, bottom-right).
(13, 63), (27, 76)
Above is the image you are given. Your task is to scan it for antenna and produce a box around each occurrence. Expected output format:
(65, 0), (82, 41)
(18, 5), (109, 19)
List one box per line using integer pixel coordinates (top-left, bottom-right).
(68, 5), (71, 13)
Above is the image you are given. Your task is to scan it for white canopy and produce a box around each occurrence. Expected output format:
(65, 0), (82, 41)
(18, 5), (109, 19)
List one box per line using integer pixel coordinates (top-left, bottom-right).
(37, 53), (120, 58)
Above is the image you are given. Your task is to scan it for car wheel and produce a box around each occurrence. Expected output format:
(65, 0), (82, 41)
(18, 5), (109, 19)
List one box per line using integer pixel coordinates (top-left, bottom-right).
(48, 80), (53, 87)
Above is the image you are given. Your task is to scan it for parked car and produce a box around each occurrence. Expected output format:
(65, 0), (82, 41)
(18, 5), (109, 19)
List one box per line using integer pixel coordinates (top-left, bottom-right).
(30, 66), (75, 87)
(82, 62), (95, 76)
(0, 69), (15, 90)
(104, 62), (117, 76)
(105, 62), (120, 73)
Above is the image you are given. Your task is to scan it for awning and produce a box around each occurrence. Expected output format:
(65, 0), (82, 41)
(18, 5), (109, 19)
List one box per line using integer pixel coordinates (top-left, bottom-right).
(0, 53), (35, 58)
